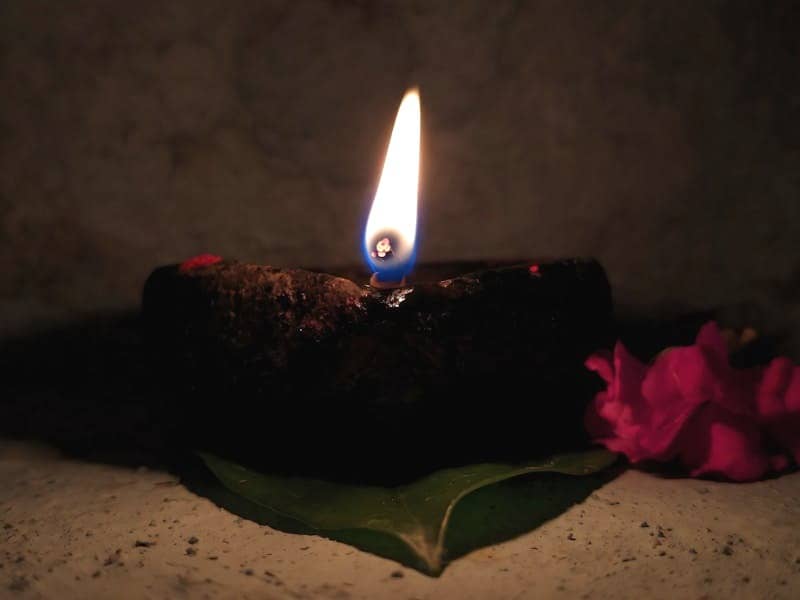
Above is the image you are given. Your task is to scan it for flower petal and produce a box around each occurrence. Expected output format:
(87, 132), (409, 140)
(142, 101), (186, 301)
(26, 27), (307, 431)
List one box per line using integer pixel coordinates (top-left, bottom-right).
(637, 346), (711, 459)
(694, 322), (730, 366)
(678, 405), (771, 482)
(584, 342), (650, 460)
(757, 358), (796, 418)
(757, 358), (800, 462)
(695, 322), (759, 416)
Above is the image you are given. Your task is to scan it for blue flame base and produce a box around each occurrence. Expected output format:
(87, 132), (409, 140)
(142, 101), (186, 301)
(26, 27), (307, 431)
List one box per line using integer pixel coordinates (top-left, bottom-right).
(362, 244), (416, 285)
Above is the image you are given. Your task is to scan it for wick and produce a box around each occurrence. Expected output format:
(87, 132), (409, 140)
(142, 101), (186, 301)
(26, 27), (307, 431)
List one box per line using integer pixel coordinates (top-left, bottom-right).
(369, 273), (407, 290)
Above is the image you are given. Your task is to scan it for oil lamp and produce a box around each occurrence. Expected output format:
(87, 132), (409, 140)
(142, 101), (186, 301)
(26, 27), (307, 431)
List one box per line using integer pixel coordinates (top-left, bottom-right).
(142, 86), (614, 475)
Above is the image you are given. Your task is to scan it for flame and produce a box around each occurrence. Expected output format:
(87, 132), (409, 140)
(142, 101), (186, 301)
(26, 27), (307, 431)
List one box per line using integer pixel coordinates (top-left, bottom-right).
(363, 89), (420, 283)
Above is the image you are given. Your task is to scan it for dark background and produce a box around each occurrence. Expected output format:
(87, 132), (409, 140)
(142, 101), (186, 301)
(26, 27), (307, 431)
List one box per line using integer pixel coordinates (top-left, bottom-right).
(1, 1), (799, 351)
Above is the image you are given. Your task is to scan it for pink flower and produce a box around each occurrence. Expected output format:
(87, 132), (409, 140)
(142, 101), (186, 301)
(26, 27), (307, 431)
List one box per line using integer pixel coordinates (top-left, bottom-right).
(756, 358), (800, 464)
(585, 322), (800, 481)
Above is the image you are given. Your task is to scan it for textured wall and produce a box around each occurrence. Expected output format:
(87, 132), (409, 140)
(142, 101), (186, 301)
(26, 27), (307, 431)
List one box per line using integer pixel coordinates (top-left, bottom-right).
(1, 1), (798, 341)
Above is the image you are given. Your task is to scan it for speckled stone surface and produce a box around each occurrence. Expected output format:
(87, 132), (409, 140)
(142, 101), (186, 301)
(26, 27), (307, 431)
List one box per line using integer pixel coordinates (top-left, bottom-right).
(1, 441), (799, 599)
(1, 1), (799, 353)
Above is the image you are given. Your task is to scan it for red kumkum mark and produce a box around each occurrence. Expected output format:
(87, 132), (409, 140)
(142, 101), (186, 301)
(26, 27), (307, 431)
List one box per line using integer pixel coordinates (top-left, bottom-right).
(180, 254), (222, 273)
(529, 264), (541, 276)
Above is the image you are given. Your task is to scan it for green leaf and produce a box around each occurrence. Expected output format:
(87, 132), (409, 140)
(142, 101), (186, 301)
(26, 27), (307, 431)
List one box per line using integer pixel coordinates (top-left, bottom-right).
(198, 449), (617, 575)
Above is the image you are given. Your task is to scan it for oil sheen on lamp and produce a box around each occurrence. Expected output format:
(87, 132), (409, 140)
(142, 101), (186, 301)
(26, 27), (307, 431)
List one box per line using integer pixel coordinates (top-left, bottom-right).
(363, 89), (420, 288)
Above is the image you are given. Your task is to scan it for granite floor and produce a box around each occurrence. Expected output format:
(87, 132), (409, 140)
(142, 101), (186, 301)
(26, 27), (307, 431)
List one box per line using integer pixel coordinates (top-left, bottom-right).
(1, 439), (799, 599)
